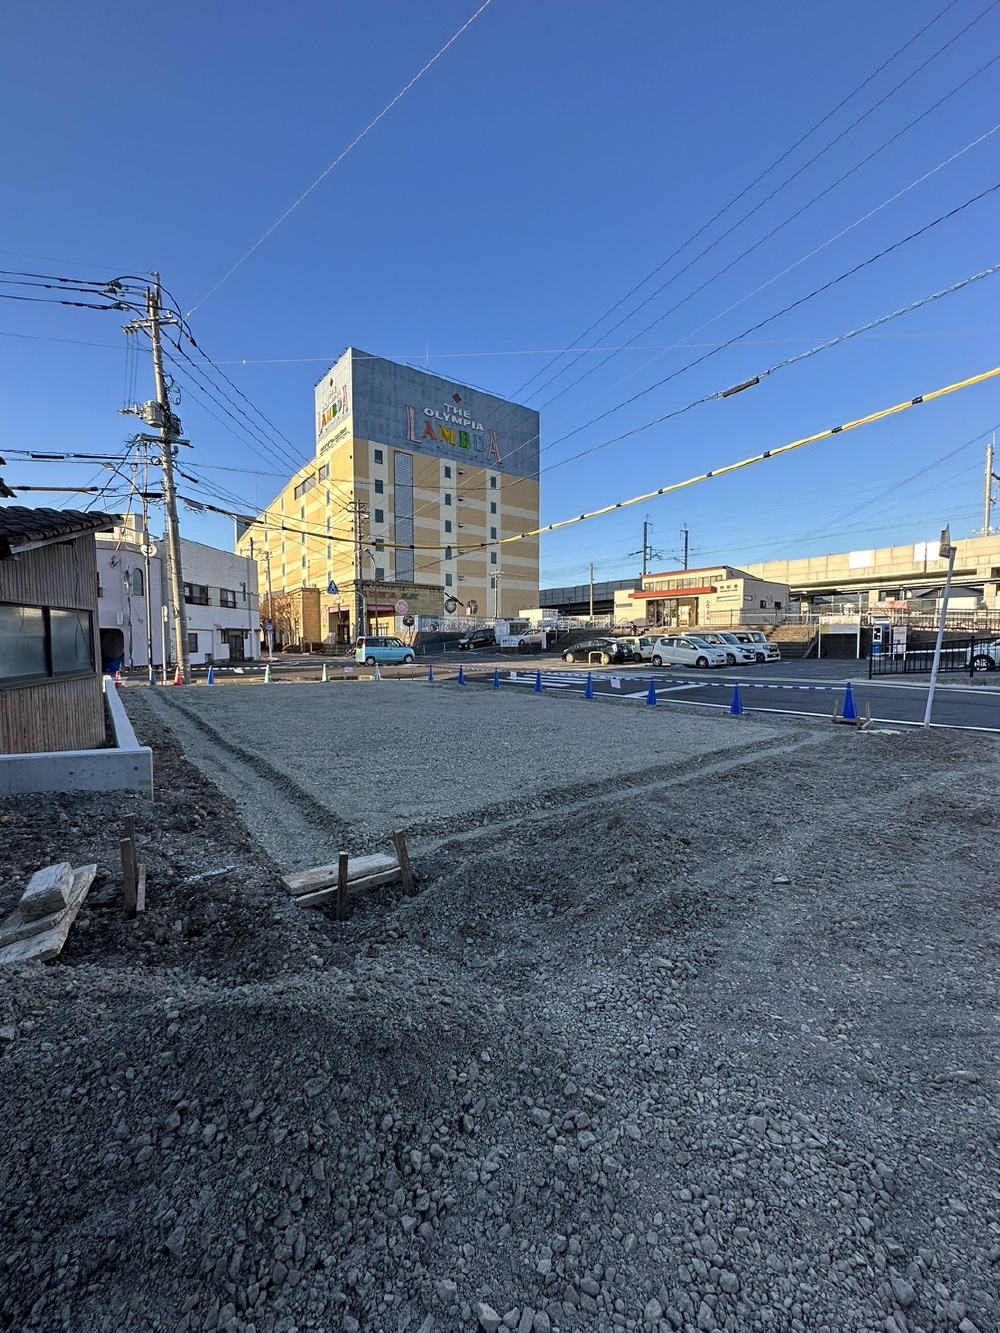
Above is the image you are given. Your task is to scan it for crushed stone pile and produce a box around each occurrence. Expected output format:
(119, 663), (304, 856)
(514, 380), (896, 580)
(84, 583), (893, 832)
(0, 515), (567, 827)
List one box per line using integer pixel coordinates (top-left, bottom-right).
(1, 695), (998, 1333)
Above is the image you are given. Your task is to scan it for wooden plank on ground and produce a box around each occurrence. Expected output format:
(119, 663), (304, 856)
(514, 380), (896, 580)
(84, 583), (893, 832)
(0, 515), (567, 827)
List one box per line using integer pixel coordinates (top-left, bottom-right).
(20, 863), (74, 922)
(136, 865), (147, 914)
(282, 852), (399, 896)
(296, 866), (403, 910)
(336, 852), (349, 923)
(0, 865), (97, 965)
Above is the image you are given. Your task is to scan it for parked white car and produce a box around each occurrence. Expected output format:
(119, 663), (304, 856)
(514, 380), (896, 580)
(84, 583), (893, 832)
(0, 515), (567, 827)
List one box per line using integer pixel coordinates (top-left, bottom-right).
(694, 631), (758, 666)
(732, 629), (781, 662)
(968, 639), (1000, 671)
(650, 635), (728, 669)
(618, 634), (656, 661)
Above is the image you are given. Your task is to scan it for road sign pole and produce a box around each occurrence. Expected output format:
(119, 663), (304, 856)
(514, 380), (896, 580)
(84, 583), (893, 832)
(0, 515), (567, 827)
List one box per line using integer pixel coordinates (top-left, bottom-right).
(923, 527), (956, 727)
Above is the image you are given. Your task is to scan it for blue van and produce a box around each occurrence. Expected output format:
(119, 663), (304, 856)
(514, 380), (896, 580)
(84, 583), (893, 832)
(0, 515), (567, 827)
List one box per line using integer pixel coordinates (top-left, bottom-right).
(355, 635), (415, 666)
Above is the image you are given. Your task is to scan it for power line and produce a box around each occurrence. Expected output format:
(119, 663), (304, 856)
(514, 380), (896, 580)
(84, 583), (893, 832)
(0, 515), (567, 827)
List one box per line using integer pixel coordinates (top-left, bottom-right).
(491, 364), (1000, 551)
(497, 0), (989, 408)
(186, 0), (496, 316)
(537, 182), (1000, 470)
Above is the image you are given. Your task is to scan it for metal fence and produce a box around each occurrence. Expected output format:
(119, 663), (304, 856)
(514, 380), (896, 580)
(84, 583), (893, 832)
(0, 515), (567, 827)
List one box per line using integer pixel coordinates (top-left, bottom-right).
(868, 636), (977, 677)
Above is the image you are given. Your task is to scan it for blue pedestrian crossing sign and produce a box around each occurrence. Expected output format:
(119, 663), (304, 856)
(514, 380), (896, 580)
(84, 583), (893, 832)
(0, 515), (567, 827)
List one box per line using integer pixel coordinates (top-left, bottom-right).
(327, 580), (339, 595)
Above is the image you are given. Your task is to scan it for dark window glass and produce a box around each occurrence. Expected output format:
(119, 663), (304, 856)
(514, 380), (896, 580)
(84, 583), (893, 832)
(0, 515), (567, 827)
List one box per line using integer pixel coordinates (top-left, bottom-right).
(50, 610), (93, 674)
(374, 480), (384, 495)
(219, 588), (238, 608)
(188, 632), (199, 652)
(0, 605), (47, 679)
(374, 508), (384, 524)
(129, 568), (144, 596)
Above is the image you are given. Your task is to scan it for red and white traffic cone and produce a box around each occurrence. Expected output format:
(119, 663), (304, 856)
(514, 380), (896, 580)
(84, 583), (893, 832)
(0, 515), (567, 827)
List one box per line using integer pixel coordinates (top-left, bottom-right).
(173, 668), (185, 686)
(114, 669), (123, 690)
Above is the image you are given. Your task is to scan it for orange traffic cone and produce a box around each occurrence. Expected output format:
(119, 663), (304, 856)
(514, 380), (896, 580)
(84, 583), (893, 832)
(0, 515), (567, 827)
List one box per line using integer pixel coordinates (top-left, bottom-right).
(114, 669), (123, 689)
(173, 668), (185, 686)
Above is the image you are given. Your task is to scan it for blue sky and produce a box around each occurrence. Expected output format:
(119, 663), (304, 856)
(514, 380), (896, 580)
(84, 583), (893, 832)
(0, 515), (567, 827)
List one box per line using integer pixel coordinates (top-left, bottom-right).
(2, 0), (997, 588)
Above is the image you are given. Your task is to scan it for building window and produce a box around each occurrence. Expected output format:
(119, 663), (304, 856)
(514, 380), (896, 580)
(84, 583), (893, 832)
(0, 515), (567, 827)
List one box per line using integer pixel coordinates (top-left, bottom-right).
(300, 506), (306, 521)
(490, 501), (497, 515)
(444, 465), (452, 479)
(127, 568), (144, 596)
(318, 463), (329, 480)
(187, 632), (199, 653)
(0, 605), (96, 685)
(219, 588), (238, 608)
(374, 566), (385, 581)
(374, 508), (384, 524)
(774, 601), (782, 610)
(490, 526), (497, 540)
(444, 519), (453, 533)
(374, 538), (385, 552)
(374, 448), (384, 465)
(302, 554), (308, 569)
(490, 475), (497, 489)
(183, 583), (210, 606)
(444, 572), (453, 587)
(374, 479), (384, 495)
(445, 546), (453, 561)
(490, 551), (498, 565)
(444, 493), (452, 506)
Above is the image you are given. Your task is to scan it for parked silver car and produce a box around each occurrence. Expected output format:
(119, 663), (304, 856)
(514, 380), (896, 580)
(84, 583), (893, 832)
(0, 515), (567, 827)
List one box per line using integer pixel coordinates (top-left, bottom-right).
(650, 636), (728, 669)
(694, 631), (757, 666)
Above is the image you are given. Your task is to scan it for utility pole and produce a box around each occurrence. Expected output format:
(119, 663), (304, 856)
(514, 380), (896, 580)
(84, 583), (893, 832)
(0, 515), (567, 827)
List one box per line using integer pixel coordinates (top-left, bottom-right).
(680, 525), (689, 571)
(147, 277), (189, 682)
(123, 276), (190, 682)
(984, 434), (999, 536)
(139, 441), (155, 683)
(349, 499), (369, 640)
(589, 562), (595, 621)
(262, 546), (274, 660)
(642, 520), (649, 577)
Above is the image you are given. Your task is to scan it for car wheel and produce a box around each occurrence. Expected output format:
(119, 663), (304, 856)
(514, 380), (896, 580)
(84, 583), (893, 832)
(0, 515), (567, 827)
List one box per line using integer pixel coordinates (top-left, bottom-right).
(365, 655), (376, 666)
(600, 653), (610, 665)
(972, 654), (995, 672)
(403, 653), (414, 664)
(756, 652), (766, 664)
(652, 655), (663, 667)
(695, 656), (708, 668)
(726, 653), (736, 665)
(565, 652), (576, 663)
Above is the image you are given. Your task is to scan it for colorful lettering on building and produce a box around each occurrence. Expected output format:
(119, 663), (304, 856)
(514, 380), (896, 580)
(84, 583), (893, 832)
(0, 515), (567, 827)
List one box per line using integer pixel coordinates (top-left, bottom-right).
(403, 403), (504, 465)
(488, 430), (503, 465)
(423, 422), (437, 441)
(439, 426), (456, 445)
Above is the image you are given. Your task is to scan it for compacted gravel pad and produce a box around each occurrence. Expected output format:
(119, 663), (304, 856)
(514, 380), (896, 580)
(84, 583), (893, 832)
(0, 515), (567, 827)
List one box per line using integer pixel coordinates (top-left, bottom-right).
(0, 685), (997, 1333)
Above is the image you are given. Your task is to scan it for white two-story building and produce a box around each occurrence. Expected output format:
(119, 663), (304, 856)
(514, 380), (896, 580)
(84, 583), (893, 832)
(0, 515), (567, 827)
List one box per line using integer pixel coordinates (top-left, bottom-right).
(96, 519), (260, 671)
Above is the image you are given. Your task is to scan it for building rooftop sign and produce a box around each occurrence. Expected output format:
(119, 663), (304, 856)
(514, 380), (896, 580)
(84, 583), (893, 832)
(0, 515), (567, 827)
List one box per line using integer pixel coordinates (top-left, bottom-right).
(315, 348), (540, 481)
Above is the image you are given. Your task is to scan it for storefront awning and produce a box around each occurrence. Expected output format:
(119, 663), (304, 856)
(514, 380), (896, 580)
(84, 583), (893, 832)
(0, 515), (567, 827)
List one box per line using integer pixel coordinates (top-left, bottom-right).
(631, 587), (716, 599)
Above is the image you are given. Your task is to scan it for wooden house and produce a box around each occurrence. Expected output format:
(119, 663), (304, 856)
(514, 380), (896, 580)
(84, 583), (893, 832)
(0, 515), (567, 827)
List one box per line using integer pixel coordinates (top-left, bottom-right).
(0, 508), (114, 754)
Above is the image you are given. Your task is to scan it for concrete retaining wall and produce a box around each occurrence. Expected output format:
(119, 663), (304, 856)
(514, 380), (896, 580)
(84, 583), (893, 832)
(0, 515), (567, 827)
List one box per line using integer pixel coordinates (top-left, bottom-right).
(0, 680), (153, 798)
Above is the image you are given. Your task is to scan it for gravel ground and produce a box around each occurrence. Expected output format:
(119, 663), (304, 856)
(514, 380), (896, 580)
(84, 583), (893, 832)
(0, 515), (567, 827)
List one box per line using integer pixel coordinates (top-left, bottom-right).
(0, 687), (998, 1333)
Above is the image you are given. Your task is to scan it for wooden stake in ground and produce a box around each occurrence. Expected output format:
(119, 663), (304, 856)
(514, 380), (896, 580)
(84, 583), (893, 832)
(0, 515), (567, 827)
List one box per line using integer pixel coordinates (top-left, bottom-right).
(120, 815), (147, 919)
(336, 852), (350, 923)
(392, 830), (415, 897)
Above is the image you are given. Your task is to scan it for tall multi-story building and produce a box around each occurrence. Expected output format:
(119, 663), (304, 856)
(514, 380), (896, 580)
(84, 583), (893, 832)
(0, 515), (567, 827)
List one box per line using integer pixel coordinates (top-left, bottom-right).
(237, 349), (540, 644)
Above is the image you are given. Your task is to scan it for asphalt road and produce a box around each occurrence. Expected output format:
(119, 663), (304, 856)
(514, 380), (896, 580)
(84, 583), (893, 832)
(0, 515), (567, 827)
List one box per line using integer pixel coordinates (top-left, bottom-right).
(454, 656), (1000, 732)
(140, 652), (1000, 732)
